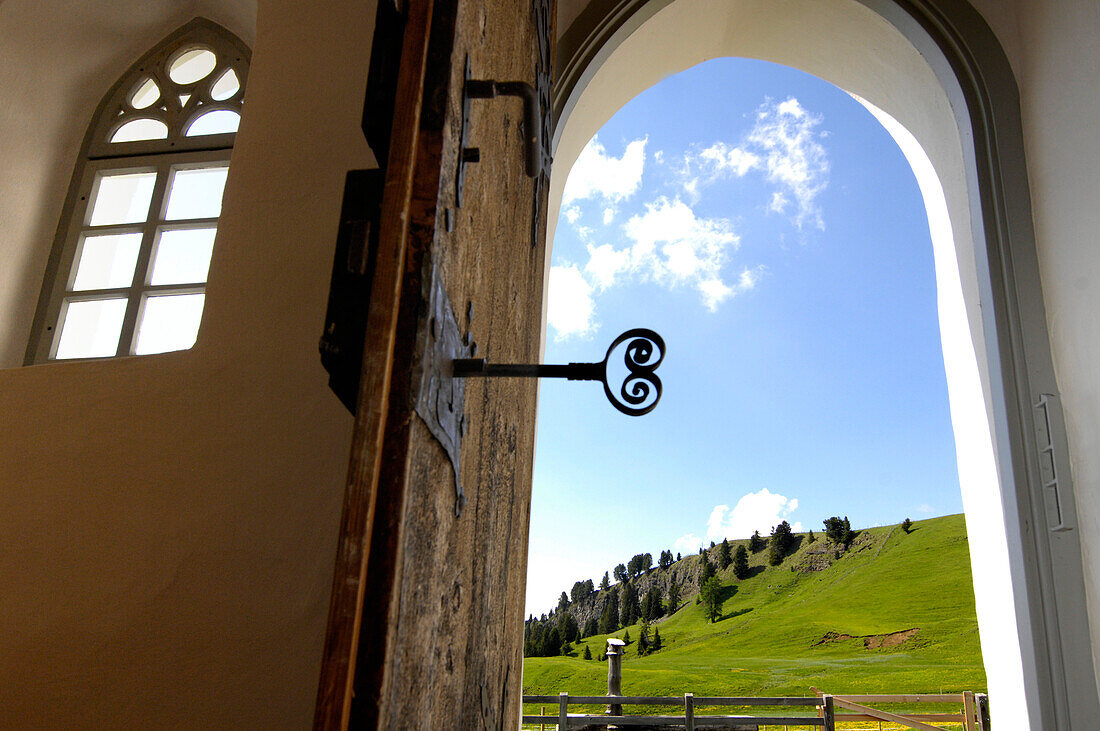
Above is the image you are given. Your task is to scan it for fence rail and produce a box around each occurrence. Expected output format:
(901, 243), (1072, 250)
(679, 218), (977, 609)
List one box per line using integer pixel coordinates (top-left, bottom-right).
(522, 692), (834, 730)
(522, 690), (989, 730)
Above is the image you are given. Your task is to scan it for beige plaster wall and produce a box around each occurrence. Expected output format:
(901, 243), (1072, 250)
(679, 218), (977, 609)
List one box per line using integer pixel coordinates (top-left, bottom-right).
(974, 0), (1100, 695)
(0, 0), (373, 725)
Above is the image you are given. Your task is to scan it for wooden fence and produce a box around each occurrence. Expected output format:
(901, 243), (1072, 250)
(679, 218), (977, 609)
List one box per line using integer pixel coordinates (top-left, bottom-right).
(521, 690), (990, 730)
(522, 693), (835, 729)
(809, 688), (990, 731)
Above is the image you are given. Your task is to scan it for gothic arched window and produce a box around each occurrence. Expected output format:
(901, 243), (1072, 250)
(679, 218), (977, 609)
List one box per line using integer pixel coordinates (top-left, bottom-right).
(26, 19), (249, 362)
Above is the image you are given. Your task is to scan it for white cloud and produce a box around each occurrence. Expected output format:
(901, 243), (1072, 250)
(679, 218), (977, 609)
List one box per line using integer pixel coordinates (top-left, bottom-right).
(747, 97), (829, 230)
(678, 97), (828, 229)
(562, 135), (647, 205)
(674, 533), (704, 555)
(584, 243), (631, 291)
(704, 488), (802, 542)
(699, 142), (761, 177)
(564, 205), (581, 224)
(547, 264), (597, 340)
(602, 208), (615, 224)
(622, 197), (748, 310)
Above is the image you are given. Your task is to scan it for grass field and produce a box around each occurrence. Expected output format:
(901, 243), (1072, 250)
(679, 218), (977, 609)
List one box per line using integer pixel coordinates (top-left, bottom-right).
(522, 514), (986, 723)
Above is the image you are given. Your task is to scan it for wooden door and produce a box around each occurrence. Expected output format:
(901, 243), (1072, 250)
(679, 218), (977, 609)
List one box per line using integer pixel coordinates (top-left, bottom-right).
(315, 0), (554, 728)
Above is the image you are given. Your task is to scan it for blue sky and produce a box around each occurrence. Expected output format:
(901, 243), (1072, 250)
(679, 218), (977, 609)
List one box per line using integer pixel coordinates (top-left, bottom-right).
(526, 58), (961, 616)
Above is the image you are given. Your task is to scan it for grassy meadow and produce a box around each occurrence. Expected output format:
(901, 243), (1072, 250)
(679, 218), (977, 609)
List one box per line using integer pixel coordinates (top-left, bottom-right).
(522, 514), (986, 723)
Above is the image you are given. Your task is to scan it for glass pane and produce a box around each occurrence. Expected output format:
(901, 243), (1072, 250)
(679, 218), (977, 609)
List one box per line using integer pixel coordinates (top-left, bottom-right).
(168, 48), (217, 84)
(88, 171), (157, 226)
(54, 298), (127, 359)
(150, 227), (217, 284)
(210, 69), (240, 100)
(134, 293), (205, 355)
(110, 118), (168, 143)
(185, 110), (240, 136)
(179, 93), (192, 107)
(72, 232), (143, 290)
(164, 166), (228, 220)
(130, 78), (160, 109)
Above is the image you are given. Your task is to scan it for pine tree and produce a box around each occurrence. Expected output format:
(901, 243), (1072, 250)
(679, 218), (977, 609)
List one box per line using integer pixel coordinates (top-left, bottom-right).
(600, 571), (610, 590)
(620, 581), (640, 627)
(807, 529), (816, 543)
(824, 516), (854, 547)
(700, 576), (723, 623)
(768, 520), (795, 566)
(557, 591), (570, 613)
(902, 517), (912, 533)
(613, 563), (627, 583)
(583, 644), (592, 660)
(623, 629), (631, 644)
(676, 552), (681, 561)
(732, 544), (750, 579)
(582, 617), (598, 638)
(718, 538), (732, 569)
(642, 584), (663, 620)
(749, 530), (765, 553)
(637, 618), (651, 656)
(598, 592), (619, 634)
(699, 554), (714, 583)
(652, 627), (662, 651)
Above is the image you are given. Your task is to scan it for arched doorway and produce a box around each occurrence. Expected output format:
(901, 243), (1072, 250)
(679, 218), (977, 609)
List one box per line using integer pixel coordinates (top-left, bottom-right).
(545, 0), (1097, 727)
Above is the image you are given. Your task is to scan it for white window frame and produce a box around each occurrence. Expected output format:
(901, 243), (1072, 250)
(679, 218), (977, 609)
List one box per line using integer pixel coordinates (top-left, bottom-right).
(25, 18), (250, 364)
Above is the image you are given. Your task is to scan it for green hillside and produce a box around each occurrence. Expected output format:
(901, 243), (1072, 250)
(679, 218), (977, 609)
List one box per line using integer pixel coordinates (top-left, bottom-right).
(523, 514), (985, 710)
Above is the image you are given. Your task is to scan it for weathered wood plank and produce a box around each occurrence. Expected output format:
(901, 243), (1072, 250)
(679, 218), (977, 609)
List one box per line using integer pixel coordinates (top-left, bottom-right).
(313, 2), (436, 728)
(355, 0), (554, 728)
(831, 697), (944, 731)
(834, 693), (965, 703)
(522, 715), (821, 726)
(963, 690), (978, 731)
(523, 695), (821, 706)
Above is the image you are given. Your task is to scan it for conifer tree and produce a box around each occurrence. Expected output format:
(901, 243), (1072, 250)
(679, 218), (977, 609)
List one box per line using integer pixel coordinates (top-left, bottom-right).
(620, 581), (641, 627)
(807, 529), (816, 543)
(902, 518), (912, 533)
(641, 584), (663, 620)
(718, 538), (732, 569)
(699, 554), (714, 583)
(652, 627), (662, 651)
(598, 592), (619, 634)
(600, 571), (611, 590)
(700, 576), (723, 623)
(732, 544), (750, 580)
(749, 530), (765, 553)
(623, 629), (631, 644)
(584, 644), (592, 660)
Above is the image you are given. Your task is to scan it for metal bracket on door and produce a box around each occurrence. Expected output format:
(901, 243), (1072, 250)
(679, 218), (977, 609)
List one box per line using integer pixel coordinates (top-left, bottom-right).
(455, 56), (545, 208)
(415, 268), (477, 517)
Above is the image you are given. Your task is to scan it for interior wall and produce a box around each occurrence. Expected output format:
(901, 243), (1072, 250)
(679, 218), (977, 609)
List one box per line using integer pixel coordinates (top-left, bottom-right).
(0, 0), (373, 725)
(981, 0), (1100, 691)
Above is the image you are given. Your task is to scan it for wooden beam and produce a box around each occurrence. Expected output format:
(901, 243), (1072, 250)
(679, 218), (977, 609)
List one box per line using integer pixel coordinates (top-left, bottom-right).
(312, 1), (435, 728)
(831, 697), (945, 731)
(963, 691), (977, 731)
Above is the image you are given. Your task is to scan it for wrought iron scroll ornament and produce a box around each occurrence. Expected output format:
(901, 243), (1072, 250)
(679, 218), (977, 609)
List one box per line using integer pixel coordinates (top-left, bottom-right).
(453, 328), (665, 416)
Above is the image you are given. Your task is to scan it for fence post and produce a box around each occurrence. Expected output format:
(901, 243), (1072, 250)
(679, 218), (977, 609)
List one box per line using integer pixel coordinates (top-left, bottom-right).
(977, 693), (991, 731)
(963, 690), (977, 731)
(606, 638), (624, 717)
(559, 691), (568, 730)
(684, 692), (694, 731)
(822, 694), (835, 731)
